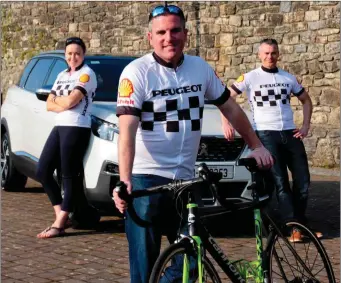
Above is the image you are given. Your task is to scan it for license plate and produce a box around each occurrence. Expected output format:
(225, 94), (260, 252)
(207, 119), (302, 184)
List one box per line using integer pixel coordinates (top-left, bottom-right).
(194, 165), (234, 179)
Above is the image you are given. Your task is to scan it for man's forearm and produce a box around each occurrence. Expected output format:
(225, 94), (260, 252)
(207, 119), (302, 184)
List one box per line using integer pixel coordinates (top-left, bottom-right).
(118, 135), (135, 182)
(219, 99), (262, 149)
(302, 97), (312, 128)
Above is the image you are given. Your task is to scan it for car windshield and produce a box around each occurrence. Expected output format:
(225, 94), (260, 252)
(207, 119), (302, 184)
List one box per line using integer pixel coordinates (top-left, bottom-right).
(85, 58), (136, 102)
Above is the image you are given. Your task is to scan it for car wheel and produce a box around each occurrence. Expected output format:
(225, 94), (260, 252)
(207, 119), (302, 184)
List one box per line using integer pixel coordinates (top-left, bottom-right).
(1, 132), (27, 191)
(58, 170), (101, 229)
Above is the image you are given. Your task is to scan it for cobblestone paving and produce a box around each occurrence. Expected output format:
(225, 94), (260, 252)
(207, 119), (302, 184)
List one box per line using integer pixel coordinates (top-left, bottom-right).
(2, 175), (339, 282)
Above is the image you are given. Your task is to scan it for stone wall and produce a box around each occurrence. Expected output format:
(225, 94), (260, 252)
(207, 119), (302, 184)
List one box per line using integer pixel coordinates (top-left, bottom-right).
(1, 1), (340, 168)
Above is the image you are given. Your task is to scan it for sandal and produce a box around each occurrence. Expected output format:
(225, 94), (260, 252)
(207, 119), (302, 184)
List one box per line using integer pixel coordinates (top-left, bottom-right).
(37, 226), (65, 239)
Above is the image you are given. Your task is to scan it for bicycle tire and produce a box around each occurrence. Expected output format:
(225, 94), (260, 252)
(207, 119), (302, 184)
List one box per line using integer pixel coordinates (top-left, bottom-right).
(268, 221), (336, 283)
(149, 240), (221, 283)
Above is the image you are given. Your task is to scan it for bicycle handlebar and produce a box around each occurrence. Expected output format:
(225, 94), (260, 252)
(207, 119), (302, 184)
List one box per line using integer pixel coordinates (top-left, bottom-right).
(112, 158), (265, 227)
(112, 163), (222, 227)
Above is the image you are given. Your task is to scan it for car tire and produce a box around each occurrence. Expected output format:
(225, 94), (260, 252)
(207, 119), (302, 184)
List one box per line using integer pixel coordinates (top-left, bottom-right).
(58, 171), (101, 229)
(1, 132), (27, 191)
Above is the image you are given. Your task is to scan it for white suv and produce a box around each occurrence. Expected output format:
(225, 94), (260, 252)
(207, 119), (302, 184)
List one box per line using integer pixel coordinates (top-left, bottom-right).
(1, 50), (251, 222)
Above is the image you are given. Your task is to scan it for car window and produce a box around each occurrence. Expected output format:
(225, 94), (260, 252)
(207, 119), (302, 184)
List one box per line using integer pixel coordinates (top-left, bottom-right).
(18, 58), (38, 87)
(44, 59), (68, 88)
(85, 58), (136, 102)
(24, 58), (54, 92)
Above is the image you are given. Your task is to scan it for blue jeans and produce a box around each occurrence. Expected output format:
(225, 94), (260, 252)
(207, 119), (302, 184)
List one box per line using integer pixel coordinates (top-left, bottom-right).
(126, 174), (183, 283)
(257, 130), (310, 224)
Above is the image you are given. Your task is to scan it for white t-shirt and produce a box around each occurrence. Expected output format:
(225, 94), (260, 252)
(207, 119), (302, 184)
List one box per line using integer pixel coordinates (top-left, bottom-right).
(51, 63), (97, 128)
(231, 66), (305, 131)
(116, 53), (229, 180)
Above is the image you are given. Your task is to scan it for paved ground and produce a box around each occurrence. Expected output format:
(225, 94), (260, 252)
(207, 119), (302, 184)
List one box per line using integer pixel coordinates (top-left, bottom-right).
(2, 175), (339, 283)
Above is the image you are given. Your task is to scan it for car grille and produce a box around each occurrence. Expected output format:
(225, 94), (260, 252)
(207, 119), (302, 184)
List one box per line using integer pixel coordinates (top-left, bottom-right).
(196, 137), (245, 162)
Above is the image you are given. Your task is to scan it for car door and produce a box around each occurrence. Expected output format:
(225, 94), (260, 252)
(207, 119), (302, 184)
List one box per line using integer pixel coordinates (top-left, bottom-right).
(3, 58), (38, 155)
(21, 57), (55, 159)
(31, 58), (68, 159)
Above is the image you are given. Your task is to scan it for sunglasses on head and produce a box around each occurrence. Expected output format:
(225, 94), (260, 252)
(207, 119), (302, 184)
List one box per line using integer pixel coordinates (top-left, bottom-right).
(66, 37), (82, 45)
(149, 5), (185, 22)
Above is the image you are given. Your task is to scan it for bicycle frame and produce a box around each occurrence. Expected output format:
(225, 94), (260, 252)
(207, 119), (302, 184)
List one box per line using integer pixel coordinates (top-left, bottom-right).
(180, 191), (317, 283)
(114, 162), (321, 282)
(182, 192), (249, 283)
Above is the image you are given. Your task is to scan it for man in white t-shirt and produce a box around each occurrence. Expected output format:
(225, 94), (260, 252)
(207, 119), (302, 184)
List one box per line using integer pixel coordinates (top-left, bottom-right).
(113, 6), (273, 283)
(222, 38), (322, 243)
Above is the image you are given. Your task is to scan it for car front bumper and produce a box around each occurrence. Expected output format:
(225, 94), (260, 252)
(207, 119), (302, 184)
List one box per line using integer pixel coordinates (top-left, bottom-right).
(83, 136), (253, 216)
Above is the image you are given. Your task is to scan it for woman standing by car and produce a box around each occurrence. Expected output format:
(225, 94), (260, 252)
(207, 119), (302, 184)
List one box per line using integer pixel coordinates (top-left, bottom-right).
(36, 37), (97, 238)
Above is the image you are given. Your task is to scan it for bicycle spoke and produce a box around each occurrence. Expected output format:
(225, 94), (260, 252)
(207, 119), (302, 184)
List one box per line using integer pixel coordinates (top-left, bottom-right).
(292, 240), (304, 277)
(270, 222), (335, 283)
(276, 237), (297, 278)
(301, 240), (323, 281)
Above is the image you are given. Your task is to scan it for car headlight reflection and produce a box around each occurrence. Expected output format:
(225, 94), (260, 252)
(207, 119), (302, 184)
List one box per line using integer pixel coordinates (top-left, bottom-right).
(91, 116), (118, 141)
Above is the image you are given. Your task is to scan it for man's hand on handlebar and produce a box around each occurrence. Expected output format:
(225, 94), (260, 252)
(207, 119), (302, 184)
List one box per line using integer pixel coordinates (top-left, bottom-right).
(112, 180), (132, 213)
(247, 145), (274, 169)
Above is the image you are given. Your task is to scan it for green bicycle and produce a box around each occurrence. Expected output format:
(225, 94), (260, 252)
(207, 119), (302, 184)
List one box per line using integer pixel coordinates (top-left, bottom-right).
(115, 158), (336, 283)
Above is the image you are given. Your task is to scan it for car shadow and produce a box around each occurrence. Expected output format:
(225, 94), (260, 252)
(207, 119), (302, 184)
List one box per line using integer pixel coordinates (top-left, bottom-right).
(64, 219), (125, 236)
(15, 180), (340, 239)
(205, 181), (340, 239)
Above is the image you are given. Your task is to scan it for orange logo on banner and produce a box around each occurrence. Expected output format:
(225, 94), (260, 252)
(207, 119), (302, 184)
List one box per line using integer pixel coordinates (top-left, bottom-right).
(236, 74), (244, 83)
(118, 78), (134, 98)
(79, 74), (90, 83)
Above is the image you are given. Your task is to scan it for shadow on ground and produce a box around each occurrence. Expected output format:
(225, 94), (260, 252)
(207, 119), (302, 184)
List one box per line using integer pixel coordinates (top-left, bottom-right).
(7, 186), (45, 193)
(19, 180), (340, 239)
(203, 180), (340, 239)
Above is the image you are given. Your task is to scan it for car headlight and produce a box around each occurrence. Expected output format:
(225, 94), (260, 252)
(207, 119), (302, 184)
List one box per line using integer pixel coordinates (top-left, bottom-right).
(91, 115), (119, 141)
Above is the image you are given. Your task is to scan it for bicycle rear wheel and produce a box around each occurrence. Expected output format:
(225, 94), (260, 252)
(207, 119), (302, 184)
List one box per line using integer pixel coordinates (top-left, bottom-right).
(149, 240), (221, 283)
(269, 221), (336, 283)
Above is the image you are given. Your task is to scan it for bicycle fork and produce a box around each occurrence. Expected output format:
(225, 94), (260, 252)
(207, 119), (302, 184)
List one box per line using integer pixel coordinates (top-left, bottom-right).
(254, 208), (269, 283)
(182, 201), (204, 283)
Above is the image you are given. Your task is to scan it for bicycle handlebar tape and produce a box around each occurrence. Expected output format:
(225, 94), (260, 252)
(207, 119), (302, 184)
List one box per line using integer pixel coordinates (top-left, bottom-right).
(197, 163), (210, 181)
(114, 181), (132, 202)
(236, 158), (258, 171)
(114, 181), (152, 228)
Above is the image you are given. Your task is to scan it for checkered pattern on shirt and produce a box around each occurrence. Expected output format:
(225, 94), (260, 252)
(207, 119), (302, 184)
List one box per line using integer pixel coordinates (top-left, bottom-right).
(140, 96), (204, 132)
(253, 88), (290, 107)
(55, 84), (73, 96)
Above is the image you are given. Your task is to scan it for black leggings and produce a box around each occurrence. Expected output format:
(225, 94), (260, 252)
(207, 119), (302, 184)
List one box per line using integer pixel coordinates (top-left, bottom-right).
(36, 126), (91, 212)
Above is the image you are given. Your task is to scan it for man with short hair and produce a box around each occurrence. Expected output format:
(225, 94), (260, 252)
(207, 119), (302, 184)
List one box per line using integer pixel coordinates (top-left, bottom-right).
(113, 6), (273, 282)
(222, 38), (322, 243)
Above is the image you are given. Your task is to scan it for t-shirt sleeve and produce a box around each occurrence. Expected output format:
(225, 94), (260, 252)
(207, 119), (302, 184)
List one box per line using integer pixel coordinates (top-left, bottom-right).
(116, 65), (144, 118)
(74, 69), (97, 96)
(231, 74), (248, 94)
(291, 76), (305, 96)
(204, 62), (230, 106)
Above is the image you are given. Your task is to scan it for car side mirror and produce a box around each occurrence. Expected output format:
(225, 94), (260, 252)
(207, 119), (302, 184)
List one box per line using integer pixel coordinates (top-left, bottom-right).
(35, 88), (51, 101)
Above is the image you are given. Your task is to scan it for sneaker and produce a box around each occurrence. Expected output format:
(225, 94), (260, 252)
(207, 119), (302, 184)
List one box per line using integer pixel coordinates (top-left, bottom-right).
(289, 229), (303, 243)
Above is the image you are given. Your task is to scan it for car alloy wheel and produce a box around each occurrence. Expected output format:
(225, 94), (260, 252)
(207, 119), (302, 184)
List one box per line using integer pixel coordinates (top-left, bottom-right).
(1, 137), (9, 187)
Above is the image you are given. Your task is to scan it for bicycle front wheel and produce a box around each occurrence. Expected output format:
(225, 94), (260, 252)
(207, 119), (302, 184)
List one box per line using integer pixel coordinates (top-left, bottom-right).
(269, 221), (336, 283)
(149, 240), (221, 283)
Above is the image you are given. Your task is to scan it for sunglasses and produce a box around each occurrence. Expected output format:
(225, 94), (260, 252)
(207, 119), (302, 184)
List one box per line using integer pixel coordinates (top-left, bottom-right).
(149, 5), (185, 22)
(66, 37), (83, 45)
